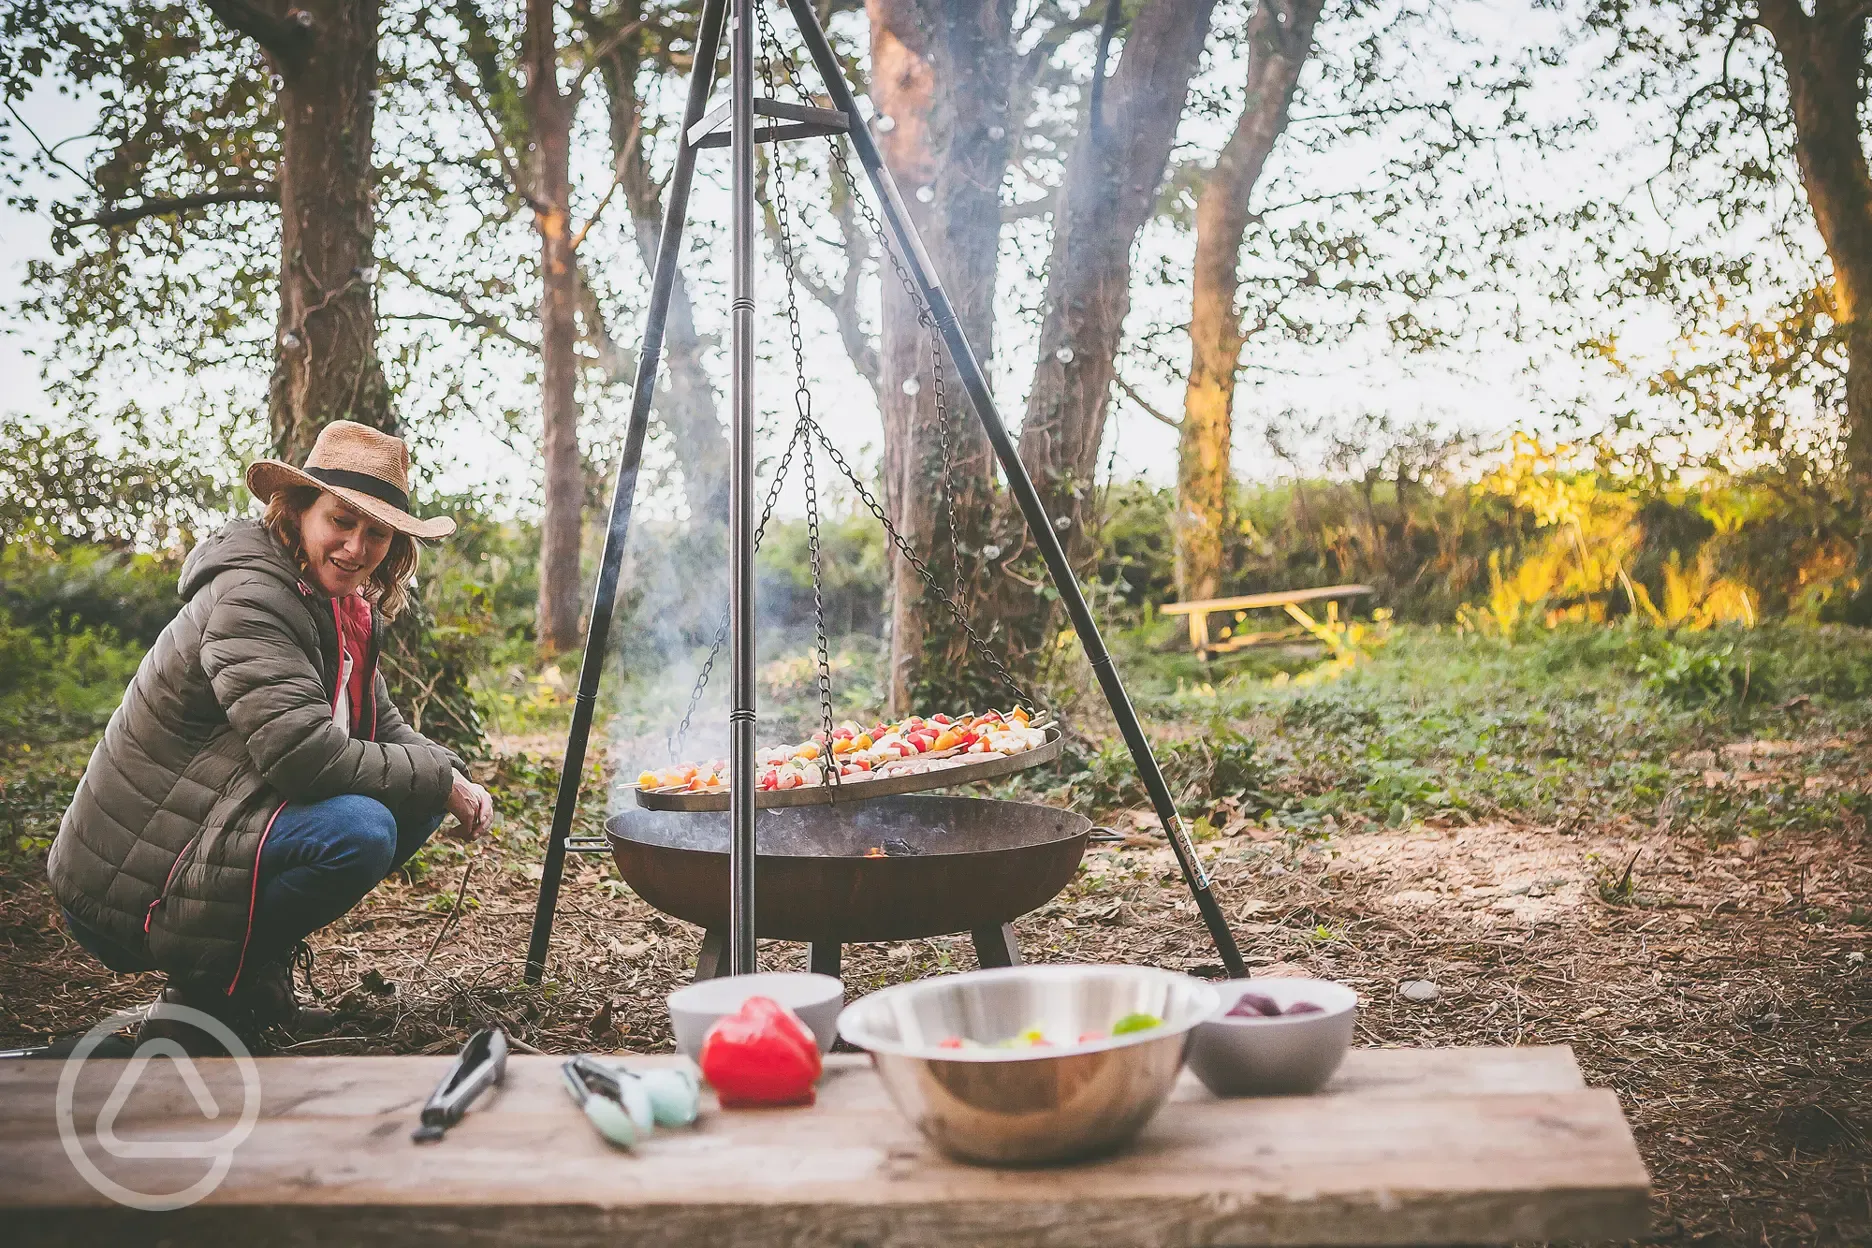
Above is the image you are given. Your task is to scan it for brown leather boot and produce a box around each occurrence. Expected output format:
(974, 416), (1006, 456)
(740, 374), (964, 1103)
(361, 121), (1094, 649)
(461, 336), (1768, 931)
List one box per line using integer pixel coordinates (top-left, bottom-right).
(135, 981), (257, 1058)
(236, 942), (338, 1037)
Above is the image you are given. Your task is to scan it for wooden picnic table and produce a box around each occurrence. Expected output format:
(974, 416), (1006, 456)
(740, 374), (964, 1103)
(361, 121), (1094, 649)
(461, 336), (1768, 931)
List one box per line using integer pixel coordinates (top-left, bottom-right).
(1, 1045), (1646, 1246)
(1161, 583), (1375, 661)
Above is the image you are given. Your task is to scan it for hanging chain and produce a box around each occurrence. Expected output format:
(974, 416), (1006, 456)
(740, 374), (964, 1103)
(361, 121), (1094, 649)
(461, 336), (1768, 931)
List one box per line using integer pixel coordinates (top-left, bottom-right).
(804, 420), (1032, 708)
(665, 10), (1036, 760)
(767, 35), (973, 617)
(757, 29), (928, 318)
(797, 422), (839, 787)
(931, 321), (961, 590)
(670, 425), (805, 761)
(752, 10), (956, 589)
(758, 4), (839, 779)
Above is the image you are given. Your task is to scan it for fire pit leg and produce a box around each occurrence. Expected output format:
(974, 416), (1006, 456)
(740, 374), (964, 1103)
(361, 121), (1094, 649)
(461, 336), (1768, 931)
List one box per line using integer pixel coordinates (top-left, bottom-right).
(694, 928), (726, 982)
(971, 923), (1022, 970)
(808, 942), (842, 980)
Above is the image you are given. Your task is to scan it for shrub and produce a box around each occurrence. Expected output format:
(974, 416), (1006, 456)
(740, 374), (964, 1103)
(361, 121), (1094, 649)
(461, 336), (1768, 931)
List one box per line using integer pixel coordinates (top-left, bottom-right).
(1063, 724), (1271, 812)
(0, 606), (145, 744)
(1636, 640), (1756, 706)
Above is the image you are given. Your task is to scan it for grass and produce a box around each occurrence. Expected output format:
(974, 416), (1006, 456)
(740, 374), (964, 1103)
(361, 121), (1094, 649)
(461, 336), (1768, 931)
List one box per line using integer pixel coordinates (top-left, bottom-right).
(2, 618), (1867, 1244)
(1020, 622), (1872, 851)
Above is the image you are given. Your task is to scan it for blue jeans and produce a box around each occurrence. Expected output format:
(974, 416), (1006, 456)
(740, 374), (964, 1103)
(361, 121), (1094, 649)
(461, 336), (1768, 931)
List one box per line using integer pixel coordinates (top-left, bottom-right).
(66, 794), (445, 974)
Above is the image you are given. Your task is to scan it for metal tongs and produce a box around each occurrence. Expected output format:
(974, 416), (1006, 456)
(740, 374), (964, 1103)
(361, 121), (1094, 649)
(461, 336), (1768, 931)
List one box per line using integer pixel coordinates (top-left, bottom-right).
(412, 1027), (508, 1143)
(561, 1053), (653, 1149)
(561, 1054), (702, 1150)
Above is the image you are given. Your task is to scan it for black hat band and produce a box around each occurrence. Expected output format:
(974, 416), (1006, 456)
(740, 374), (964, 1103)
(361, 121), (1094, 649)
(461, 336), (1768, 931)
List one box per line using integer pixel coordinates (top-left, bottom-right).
(304, 466), (411, 514)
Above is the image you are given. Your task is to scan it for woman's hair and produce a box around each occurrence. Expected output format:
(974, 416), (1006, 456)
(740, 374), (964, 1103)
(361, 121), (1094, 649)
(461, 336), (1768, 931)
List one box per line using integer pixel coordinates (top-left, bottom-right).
(263, 485), (419, 620)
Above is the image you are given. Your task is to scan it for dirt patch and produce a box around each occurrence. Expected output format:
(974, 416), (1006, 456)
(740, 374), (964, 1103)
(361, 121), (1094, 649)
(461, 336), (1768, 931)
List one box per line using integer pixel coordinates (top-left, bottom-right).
(2, 754), (1867, 1244)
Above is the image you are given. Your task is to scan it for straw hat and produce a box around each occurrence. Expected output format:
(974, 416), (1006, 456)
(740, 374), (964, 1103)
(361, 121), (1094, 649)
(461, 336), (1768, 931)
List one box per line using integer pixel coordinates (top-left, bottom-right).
(246, 421), (456, 541)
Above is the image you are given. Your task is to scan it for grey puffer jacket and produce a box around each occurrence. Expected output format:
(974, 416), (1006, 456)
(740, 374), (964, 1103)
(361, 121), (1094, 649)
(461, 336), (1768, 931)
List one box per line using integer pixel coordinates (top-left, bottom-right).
(48, 520), (458, 990)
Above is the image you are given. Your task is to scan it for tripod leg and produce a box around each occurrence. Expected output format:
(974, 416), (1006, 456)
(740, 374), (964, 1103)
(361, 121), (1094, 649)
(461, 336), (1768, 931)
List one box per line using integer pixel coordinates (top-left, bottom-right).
(971, 923), (1022, 970)
(524, 0), (731, 985)
(781, 0), (1245, 978)
(807, 941), (842, 980)
(694, 929), (727, 983)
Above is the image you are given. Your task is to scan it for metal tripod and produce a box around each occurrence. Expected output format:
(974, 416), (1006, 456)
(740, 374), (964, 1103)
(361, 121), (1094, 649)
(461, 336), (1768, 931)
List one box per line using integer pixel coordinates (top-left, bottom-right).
(524, 0), (1246, 984)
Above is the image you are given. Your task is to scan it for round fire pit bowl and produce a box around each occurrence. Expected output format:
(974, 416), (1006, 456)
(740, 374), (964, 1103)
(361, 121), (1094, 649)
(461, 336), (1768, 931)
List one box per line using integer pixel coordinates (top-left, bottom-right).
(605, 794), (1090, 946)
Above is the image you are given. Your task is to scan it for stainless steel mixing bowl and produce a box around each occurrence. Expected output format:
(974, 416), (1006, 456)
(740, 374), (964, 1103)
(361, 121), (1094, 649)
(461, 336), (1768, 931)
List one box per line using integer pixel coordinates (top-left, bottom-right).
(837, 964), (1219, 1165)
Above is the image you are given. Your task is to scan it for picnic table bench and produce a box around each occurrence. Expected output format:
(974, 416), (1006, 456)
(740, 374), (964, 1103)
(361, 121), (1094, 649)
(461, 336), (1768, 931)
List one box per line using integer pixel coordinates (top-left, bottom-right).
(2, 1045), (1647, 1246)
(1161, 584), (1374, 661)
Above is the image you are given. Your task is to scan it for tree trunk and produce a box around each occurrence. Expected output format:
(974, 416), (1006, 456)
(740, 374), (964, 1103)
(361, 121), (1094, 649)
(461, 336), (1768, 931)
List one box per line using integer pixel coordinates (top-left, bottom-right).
(205, 0), (392, 463)
(868, 0), (1016, 712)
(525, 0), (584, 655)
(1176, 0), (1321, 602)
(1016, 0), (1220, 560)
(1756, 0), (1872, 488)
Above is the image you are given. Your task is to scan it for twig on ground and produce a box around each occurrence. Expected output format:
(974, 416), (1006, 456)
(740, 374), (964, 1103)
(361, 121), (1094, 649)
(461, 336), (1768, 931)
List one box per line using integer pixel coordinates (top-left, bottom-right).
(423, 858), (478, 969)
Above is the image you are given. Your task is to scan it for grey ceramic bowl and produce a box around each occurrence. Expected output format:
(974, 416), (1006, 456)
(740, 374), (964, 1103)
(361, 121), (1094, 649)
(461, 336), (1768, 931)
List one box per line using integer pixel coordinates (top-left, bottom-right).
(837, 964), (1219, 1165)
(667, 971), (843, 1060)
(1187, 977), (1358, 1096)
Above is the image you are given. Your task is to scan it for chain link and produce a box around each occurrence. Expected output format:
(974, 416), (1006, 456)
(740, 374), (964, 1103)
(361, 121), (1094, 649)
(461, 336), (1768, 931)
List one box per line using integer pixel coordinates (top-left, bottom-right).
(779, 37), (970, 619)
(931, 321), (961, 589)
(668, 10), (1035, 762)
(670, 423), (805, 761)
(805, 421), (1031, 707)
(798, 420), (839, 787)
(758, 4), (839, 776)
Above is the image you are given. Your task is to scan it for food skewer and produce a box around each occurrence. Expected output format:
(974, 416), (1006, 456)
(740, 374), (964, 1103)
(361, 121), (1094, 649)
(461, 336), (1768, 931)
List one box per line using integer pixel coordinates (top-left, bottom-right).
(633, 709), (1061, 812)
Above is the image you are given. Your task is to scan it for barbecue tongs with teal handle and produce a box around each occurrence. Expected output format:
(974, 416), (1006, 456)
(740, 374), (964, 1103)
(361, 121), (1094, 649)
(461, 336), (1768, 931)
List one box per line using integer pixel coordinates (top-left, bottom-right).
(561, 1054), (700, 1149)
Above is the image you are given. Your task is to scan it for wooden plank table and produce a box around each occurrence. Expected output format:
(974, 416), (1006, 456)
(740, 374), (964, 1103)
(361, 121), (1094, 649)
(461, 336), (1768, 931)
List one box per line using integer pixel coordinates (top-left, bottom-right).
(0, 1047), (1648, 1246)
(1159, 584), (1374, 661)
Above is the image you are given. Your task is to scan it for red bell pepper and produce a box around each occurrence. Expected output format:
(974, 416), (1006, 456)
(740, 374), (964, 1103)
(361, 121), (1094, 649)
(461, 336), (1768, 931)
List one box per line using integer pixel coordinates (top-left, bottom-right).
(698, 996), (822, 1108)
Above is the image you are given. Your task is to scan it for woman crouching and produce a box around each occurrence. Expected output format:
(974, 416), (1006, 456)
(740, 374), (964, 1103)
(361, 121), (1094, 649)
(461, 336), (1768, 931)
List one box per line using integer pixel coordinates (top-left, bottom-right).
(48, 421), (494, 1053)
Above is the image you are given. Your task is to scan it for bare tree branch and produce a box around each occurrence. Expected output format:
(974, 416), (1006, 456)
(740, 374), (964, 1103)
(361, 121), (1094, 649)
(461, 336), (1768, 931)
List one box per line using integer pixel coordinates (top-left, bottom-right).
(1114, 371), (1180, 427)
(574, 264), (638, 384)
(382, 260), (539, 353)
(757, 161), (880, 396)
(570, 106), (642, 256)
(75, 187), (277, 228)
(202, 0), (313, 68)
(3, 101), (101, 193)
(383, 311), (540, 354)
(419, 26), (548, 214)
(1001, 191), (1056, 223)
(568, 17), (645, 97)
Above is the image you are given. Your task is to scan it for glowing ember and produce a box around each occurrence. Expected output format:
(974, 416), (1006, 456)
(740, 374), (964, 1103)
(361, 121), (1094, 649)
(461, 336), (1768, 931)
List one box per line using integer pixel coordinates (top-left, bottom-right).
(862, 846), (887, 858)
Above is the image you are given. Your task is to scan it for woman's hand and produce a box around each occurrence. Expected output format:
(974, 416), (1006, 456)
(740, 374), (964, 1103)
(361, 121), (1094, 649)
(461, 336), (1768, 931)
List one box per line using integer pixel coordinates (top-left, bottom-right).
(445, 770), (494, 839)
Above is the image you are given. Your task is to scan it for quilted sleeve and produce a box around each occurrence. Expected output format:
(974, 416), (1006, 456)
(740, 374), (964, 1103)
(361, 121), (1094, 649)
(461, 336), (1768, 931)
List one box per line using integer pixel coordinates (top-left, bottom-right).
(200, 577), (455, 810)
(373, 670), (466, 774)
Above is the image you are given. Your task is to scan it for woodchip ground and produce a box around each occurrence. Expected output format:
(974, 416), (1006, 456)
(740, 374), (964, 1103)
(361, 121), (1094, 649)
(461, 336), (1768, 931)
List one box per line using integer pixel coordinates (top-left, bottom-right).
(3, 721), (1866, 1246)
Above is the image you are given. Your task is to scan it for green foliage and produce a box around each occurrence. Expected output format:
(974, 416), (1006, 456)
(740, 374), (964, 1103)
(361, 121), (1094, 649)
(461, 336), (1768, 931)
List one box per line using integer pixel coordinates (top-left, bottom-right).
(0, 605), (146, 745)
(394, 498), (544, 752)
(1571, 2), (1850, 466)
(0, 542), (169, 745)
(4, 2), (281, 425)
(0, 741), (91, 866)
(1360, 757), (1453, 826)
(0, 421), (228, 553)
(1027, 622), (1872, 848)
(1059, 724), (1271, 812)
(1636, 640), (1748, 707)
(0, 542), (181, 646)
(756, 513), (889, 642)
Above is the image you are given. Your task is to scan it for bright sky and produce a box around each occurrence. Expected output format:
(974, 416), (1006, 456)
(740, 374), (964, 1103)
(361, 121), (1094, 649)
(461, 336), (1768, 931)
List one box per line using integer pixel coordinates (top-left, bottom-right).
(0, 0), (1824, 512)
(0, 81), (78, 422)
